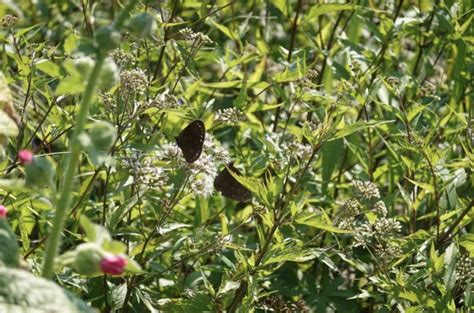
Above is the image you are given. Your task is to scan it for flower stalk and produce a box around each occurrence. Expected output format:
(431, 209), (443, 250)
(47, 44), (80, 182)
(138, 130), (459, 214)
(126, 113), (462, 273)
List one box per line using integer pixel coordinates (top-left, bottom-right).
(41, 0), (139, 279)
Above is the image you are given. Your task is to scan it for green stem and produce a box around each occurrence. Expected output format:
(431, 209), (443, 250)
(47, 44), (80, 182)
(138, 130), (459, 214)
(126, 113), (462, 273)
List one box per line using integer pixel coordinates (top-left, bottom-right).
(41, 0), (139, 280)
(42, 56), (105, 279)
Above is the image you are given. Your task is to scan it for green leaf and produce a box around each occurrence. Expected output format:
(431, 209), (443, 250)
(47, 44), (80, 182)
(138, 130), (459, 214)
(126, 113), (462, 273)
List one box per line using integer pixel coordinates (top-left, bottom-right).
(217, 280), (240, 296)
(296, 213), (350, 234)
(124, 258), (143, 274)
(307, 4), (355, 20)
(0, 219), (20, 268)
(430, 242), (444, 273)
(458, 233), (474, 257)
(272, 0), (289, 16)
(200, 80), (241, 88)
(405, 177), (435, 194)
(79, 216), (98, 242)
(332, 120), (395, 140)
(0, 179), (26, 193)
(161, 293), (214, 311)
(0, 268), (94, 312)
(79, 215), (111, 245)
(63, 33), (78, 54)
(36, 59), (61, 77)
(55, 74), (86, 95)
(0, 111), (18, 138)
(265, 247), (325, 264)
(108, 193), (142, 229)
(210, 20), (238, 41)
(25, 156), (56, 189)
(443, 243), (458, 296)
(321, 139), (343, 194)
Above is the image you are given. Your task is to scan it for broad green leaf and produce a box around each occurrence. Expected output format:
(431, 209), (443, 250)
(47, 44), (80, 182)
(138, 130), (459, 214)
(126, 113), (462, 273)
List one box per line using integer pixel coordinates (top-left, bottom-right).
(55, 74), (86, 95)
(443, 243), (458, 296)
(36, 59), (61, 77)
(272, 0), (289, 16)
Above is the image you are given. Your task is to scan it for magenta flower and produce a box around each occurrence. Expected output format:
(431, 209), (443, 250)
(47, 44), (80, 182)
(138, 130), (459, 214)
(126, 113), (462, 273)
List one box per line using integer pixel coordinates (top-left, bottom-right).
(0, 205), (7, 218)
(100, 254), (127, 275)
(18, 149), (34, 164)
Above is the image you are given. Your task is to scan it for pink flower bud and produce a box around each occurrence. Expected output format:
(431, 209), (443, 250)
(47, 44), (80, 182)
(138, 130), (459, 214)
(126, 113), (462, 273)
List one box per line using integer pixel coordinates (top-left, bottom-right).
(18, 149), (34, 165)
(0, 205), (7, 218)
(100, 254), (127, 275)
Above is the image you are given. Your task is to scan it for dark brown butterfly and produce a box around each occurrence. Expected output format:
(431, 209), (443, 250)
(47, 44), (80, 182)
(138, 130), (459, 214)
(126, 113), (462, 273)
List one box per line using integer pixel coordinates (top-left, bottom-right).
(214, 163), (252, 202)
(176, 120), (205, 163)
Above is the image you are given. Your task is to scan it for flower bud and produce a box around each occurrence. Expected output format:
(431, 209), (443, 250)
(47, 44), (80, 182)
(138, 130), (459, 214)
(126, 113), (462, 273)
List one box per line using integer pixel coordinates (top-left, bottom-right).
(73, 56), (95, 78)
(98, 58), (119, 90)
(73, 243), (103, 275)
(126, 13), (157, 38)
(18, 149), (33, 164)
(0, 205), (7, 218)
(89, 121), (117, 152)
(100, 254), (127, 275)
(94, 25), (121, 54)
(25, 156), (55, 188)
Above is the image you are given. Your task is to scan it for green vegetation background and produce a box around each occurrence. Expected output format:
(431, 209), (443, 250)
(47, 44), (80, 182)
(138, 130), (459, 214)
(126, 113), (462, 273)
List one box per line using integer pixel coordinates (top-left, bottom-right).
(0, 0), (472, 312)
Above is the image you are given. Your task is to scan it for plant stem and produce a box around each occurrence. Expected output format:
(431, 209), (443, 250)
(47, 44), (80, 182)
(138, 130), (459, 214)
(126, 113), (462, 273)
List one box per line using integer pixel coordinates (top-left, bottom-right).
(42, 56), (105, 279)
(272, 0), (302, 132)
(40, 0), (139, 280)
(227, 143), (322, 312)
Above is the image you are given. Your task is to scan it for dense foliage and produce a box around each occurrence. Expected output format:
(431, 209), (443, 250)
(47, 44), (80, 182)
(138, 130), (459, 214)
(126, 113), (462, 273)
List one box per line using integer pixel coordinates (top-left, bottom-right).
(0, 0), (473, 312)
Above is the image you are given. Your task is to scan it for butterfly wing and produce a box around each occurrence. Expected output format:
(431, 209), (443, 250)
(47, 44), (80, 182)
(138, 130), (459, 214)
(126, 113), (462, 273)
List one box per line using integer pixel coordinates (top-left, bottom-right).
(176, 120), (205, 163)
(214, 163), (252, 202)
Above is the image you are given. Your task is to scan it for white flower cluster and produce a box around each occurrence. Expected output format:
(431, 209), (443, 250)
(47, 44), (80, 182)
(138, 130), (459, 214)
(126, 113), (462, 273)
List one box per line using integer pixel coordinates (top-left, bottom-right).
(353, 180), (380, 200)
(120, 69), (147, 95)
(124, 153), (167, 190)
(179, 27), (213, 44)
(373, 200), (388, 216)
(456, 255), (473, 285)
(265, 132), (313, 171)
(353, 217), (402, 262)
(148, 93), (182, 111)
(158, 143), (182, 161)
(1, 15), (18, 27)
(186, 135), (230, 197)
(374, 217), (402, 235)
(215, 107), (245, 124)
(155, 135), (230, 198)
(188, 155), (216, 198)
(336, 199), (360, 230)
(110, 48), (134, 68)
